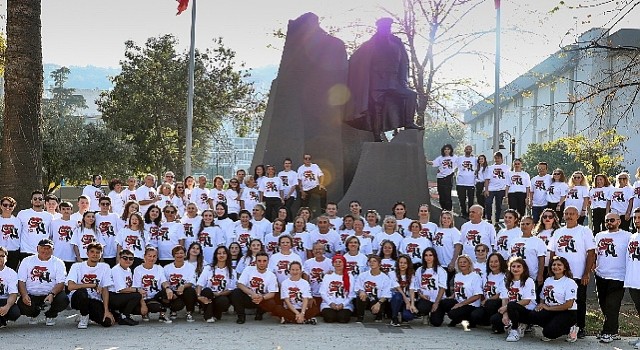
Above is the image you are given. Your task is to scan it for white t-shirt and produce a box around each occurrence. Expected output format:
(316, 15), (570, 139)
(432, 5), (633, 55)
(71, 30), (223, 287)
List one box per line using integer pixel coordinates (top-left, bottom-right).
(49, 218), (76, 262)
(259, 176), (283, 199)
(17, 209), (53, 254)
(548, 225), (596, 277)
(355, 271), (394, 299)
(122, 187), (137, 202)
(432, 227), (461, 267)
(565, 186), (590, 211)
(540, 276), (577, 310)
(351, 234), (373, 255)
(509, 235), (547, 278)
(594, 230), (630, 281)
(239, 187), (260, 212)
(458, 221), (496, 257)
(109, 264), (133, 293)
(396, 218), (413, 237)
(455, 156), (478, 186)
(198, 226), (226, 262)
(278, 170), (298, 199)
(536, 228), (556, 267)
(181, 215), (202, 248)
(625, 233), (640, 289)
(163, 262), (197, 291)
(306, 229), (343, 258)
(372, 232), (403, 253)
(419, 222), (438, 241)
(319, 273), (355, 311)
(83, 185), (104, 212)
(483, 272), (506, 299)
(399, 236), (433, 264)
(303, 257), (333, 297)
(17, 255), (67, 296)
(412, 266), (447, 301)
(0, 266), (18, 299)
(484, 164), (510, 191)
(229, 224), (259, 255)
(225, 189), (241, 214)
(297, 164), (324, 191)
(95, 213), (120, 258)
(344, 253), (368, 278)
(238, 267), (279, 295)
(452, 271), (483, 306)
(546, 182), (569, 203)
(291, 232), (311, 261)
(251, 218), (272, 242)
(494, 227), (522, 260)
(280, 278), (312, 310)
(500, 278), (537, 310)
(155, 222), (186, 260)
(530, 174), (552, 207)
(197, 265), (237, 292)
(108, 191), (126, 216)
(263, 233), (283, 256)
(431, 155), (456, 178)
(380, 258), (396, 275)
(116, 228), (146, 259)
(135, 185), (159, 216)
(190, 187), (211, 213)
(363, 224), (382, 241)
(133, 264), (166, 299)
(608, 186), (634, 215)
(633, 181), (640, 210)
(67, 261), (114, 301)
(71, 227), (102, 259)
(590, 186), (611, 209)
(0, 216), (21, 251)
(268, 251), (303, 284)
(506, 171), (531, 193)
(209, 188), (227, 210)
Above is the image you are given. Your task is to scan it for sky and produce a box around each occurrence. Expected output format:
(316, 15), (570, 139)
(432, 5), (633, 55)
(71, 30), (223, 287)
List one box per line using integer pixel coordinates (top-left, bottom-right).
(1, 0), (637, 95)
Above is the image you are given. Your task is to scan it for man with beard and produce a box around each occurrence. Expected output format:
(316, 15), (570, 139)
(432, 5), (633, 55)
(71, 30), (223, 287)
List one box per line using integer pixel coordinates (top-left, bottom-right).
(17, 191), (54, 261)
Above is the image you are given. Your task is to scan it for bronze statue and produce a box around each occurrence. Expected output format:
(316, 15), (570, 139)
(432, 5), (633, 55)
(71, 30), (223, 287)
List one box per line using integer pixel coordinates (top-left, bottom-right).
(345, 18), (423, 142)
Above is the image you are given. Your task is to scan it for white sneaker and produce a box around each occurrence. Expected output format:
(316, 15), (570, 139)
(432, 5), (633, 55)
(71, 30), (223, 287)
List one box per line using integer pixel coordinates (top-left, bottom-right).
(186, 313), (195, 323)
(517, 324), (527, 338)
(566, 325), (578, 343)
(77, 315), (89, 329)
(28, 317), (38, 325)
(506, 329), (521, 342)
(158, 313), (172, 324)
(206, 317), (216, 323)
(45, 317), (56, 326)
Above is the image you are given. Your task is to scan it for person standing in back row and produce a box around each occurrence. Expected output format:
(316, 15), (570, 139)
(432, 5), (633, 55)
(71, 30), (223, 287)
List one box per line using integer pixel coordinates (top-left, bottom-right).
(428, 144), (456, 212)
(455, 145), (477, 218)
(484, 152), (510, 223)
(298, 154), (327, 214)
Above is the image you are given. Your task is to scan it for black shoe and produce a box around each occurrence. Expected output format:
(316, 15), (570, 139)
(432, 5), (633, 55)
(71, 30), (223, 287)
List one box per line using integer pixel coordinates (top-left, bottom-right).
(374, 314), (383, 323)
(254, 313), (263, 321)
(0, 319), (7, 328)
(404, 122), (424, 130)
(236, 315), (246, 324)
(577, 328), (586, 339)
(390, 318), (401, 327)
(118, 316), (138, 326)
(356, 316), (364, 323)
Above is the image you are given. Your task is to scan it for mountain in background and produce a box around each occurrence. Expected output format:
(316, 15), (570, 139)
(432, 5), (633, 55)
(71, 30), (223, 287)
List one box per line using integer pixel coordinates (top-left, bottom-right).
(44, 63), (278, 94)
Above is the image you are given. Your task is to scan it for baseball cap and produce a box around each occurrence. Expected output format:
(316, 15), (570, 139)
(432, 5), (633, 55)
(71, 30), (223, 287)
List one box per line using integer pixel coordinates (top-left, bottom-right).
(38, 239), (54, 247)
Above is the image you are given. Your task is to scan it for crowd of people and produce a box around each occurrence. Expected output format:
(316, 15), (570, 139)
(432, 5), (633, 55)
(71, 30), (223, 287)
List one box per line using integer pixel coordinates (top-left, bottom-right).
(0, 151), (639, 347)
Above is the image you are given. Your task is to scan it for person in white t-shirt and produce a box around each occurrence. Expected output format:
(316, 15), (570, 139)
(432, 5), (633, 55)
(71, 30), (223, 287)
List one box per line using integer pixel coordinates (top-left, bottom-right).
(410, 248), (448, 326)
(483, 152), (511, 223)
(0, 196), (22, 271)
(548, 206), (596, 339)
(122, 176), (138, 203)
(239, 176), (261, 212)
(225, 178), (242, 221)
(259, 165), (285, 222)
(546, 169), (569, 222)
(44, 194), (61, 221)
(196, 246), (237, 323)
(319, 254), (355, 323)
(428, 144), (456, 211)
(163, 245), (198, 322)
(107, 178), (126, 216)
(566, 171), (590, 226)
(17, 239), (68, 326)
(433, 211), (461, 292)
(325, 202), (343, 231)
(455, 145), (478, 218)
(71, 212), (103, 262)
(268, 235), (303, 284)
(108, 249), (142, 326)
(468, 252), (507, 329)
(591, 174), (612, 234)
(625, 208), (640, 348)
(530, 162), (552, 223)
(494, 209), (522, 260)
(354, 254), (394, 322)
(17, 190), (54, 260)
(297, 154), (327, 214)
(135, 174), (161, 216)
(607, 172), (634, 231)
(303, 243), (333, 304)
(528, 256), (578, 342)
(82, 174), (105, 212)
(505, 159), (531, 219)
(399, 221), (433, 267)
(67, 242), (115, 329)
(230, 252), (279, 324)
(278, 158), (299, 221)
(190, 175), (211, 213)
(452, 205), (496, 266)
(593, 213), (630, 343)
(475, 155), (489, 211)
(132, 247), (173, 323)
(95, 197), (120, 267)
(0, 246), (20, 328)
(510, 216), (546, 287)
(49, 202), (76, 271)
(116, 213), (146, 268)
(271, 261), (320, 324)
(491, 257), (537, 342)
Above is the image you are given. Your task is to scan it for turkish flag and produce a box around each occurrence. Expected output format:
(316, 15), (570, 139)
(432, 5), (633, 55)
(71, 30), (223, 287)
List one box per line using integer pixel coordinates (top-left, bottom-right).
(494, 0), (500, 9)
(177, 0), (189, 15)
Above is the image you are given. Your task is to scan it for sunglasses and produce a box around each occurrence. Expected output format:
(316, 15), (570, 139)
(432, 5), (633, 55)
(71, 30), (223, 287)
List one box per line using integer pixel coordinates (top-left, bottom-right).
(475, 249), (487, 253)
(2, 203), (14, 208)
(605, 218), (618, 223)
(542, 215), (554, 219)
(164, 211), (176, 214)
(120, 256), (134, 261)
(520, 222), (533, 225)
(33, 197), (44, 201)
(553, 173), (561, 176)
(100, 203), (110, 206)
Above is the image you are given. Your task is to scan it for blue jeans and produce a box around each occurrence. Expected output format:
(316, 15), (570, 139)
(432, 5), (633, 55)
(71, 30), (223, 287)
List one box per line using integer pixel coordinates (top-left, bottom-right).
(532, 205), (547, 223)
(390, 292), (414, 322)
(485, 190), (505, 222)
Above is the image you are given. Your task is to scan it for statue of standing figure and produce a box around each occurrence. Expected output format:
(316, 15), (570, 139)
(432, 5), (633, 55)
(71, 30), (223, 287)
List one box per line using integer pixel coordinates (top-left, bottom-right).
(345, 17), (423, 142)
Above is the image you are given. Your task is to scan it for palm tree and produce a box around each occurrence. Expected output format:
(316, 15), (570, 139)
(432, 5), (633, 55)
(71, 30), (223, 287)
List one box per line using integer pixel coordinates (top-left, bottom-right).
(0, 0), (44, 209)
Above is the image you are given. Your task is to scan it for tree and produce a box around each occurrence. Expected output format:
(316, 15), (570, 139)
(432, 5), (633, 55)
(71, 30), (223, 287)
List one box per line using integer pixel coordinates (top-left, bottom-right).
(98, 35), (256, 178)
(0, 0), (44, 209)
(521, 139), (582, 176)
(43, 67), (87, 118)
(561, 129), (626, 176)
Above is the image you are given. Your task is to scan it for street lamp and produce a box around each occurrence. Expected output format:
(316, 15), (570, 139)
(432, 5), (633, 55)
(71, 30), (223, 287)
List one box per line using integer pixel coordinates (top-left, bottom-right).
(499, 131), (515, 164)
(492, 0), (502, 153)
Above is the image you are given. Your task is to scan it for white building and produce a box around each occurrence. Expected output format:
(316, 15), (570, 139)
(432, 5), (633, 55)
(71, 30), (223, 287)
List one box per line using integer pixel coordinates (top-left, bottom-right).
(465, 28), (640, 171)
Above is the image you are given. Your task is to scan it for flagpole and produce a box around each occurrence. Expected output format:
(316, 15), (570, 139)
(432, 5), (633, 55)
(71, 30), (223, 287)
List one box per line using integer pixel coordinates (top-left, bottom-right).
(185, 0), (196, 177)
(492, 0), (501, 153)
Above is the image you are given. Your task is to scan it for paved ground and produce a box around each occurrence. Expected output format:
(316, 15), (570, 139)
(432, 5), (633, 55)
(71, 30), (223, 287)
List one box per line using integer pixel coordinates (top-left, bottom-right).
(0, 309), (631, 350)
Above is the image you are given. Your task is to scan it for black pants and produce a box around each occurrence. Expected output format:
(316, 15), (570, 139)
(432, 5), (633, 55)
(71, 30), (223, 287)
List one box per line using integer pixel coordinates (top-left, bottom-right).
(200, 288), (231, 320)
(415, 299), (443, 325)
(528, 309), (577, 339)
(0, 298), (21, 323)
(164, 286), (197, 312)
(592, 208), (607, 234)
(133, 290), (170, 315)
(355, 297), (382, 318)
(445, 269), (456, 297)
(229, 288), (277, 317)
(17, 292), (69, 318)
(629, 288), (640, 316)
(108, 291), (142, 317)
(437, 174), (454, 211)
(508, 192), (527, 218)
(547, 202), (565, 224)
(5, 250), (20, 271)
(70, 289), (113, 327)
(595, 275), (625, 334)
(430, 298), (476, 326)
(620, 215), (631, 231)
(532, 206), (546, 224)
(263, 197), (282, 222)
(321, 308), (351, 323)
(469, 298), (501, 328)
(103, 257), (117, 268)
(475, 183), (485, 209)
(490, 301), (530, 329)
(485, 190), (505, 222)
(301, 186), (327, 215)
(283, 197), (296, 222)
(456, 185), (474, 217)
(573, 278), (587, 329)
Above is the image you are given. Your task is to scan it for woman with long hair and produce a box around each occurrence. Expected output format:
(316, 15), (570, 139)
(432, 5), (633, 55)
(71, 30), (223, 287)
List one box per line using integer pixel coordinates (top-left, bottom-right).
(390, 254), (416, 326)
(297, 207), (317, 232)
(475, 154), (488, 209)
(229, 210), (258, 255)
(607, 172), (634, 231)
(491, 257), (536, 341)
(264, 219), (287, 256)
(410, 248), (447, 326)
(399, 220), (433, 270)
(534, 208), (561, 277)
(236, 239), (264, 276)
(392, 202), (413, 237)
(546, 169), (569, 221)
(417, 204), (438, 240)
(196, 245), (236, 323)
(428, 144), (456, 211)
(226, 178), (242, 221)
(378, 240), (399, 275)
(566, 171), (590, 225)
(182, 203), (202, 249)
(186, 242), (206, 278)
(228, 242), (242, 271)
(116, 212), (146, 269)
(143, 204), (162, 249)
(319, 254), (355, 323)
(197, 209), (225, 263)
(71, 211), (102, 261)
(510, 216), (547, 287)
(495, 209), (522, 260)
(119, 200), (140, 229)
(590, 174), (612, 233)
(289, 215), (311, 261)
(183, 175), (196, 201)
(469, 252), (507, 329)
(172, 182), (188, 218)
